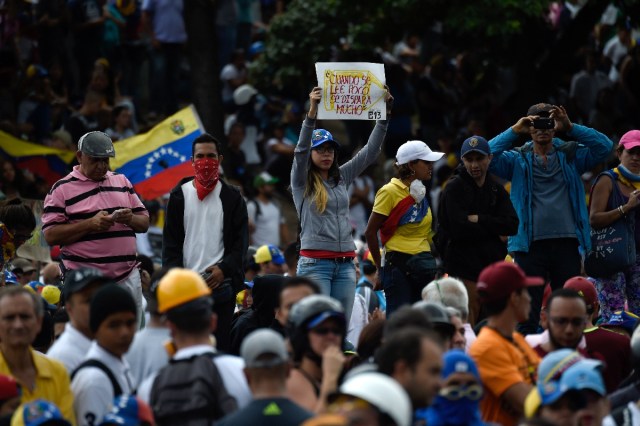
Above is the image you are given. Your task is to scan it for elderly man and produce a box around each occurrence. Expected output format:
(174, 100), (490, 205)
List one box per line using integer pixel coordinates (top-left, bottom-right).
(42, 131), (149, 325)
(0, 287), (76, 423)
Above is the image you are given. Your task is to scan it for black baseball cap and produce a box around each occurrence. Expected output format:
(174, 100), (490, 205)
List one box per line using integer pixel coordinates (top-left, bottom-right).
(78, 131), (116, 157)
(63, 267), (112, 300)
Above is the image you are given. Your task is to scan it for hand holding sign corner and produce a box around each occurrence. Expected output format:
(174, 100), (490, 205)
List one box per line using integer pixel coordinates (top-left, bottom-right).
(315, 62), (387, 120)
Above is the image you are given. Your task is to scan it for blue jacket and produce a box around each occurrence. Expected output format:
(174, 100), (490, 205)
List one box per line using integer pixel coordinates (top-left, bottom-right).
(489, 124), (613, 253)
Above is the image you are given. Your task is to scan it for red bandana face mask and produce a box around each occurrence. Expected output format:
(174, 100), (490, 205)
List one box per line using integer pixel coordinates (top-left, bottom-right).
(193, 158), (220, 200)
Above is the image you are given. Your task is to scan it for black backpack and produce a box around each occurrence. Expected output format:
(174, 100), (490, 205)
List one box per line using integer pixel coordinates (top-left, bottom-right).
(149, 352), (238, 426)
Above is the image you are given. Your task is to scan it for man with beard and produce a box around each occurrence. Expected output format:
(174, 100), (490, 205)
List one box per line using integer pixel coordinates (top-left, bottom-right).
(248, 172), (289, 247)
(489, 103), (612, 334)
(532, 289), (589, 358)
(163, 133), (249, 351)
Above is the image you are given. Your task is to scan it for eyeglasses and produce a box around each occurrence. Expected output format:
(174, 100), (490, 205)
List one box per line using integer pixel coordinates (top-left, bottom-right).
(310, 326), (342, 336)
(549, 317), (587, 327)
(314, 146), (335, 154)
(438, 384), (483, 401)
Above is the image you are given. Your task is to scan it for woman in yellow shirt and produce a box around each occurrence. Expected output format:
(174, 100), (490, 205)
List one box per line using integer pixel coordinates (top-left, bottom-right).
(364, 140), (444, 314)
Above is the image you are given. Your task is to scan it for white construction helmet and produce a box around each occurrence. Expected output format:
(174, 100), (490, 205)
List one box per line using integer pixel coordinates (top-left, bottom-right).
(338, 372), (412, 426)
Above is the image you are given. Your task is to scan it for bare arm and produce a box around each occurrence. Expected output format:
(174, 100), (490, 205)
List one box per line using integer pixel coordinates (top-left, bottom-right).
(501, 382), (533, 417)
(364, 212), (387, 270)
(590, 176), (639, 229)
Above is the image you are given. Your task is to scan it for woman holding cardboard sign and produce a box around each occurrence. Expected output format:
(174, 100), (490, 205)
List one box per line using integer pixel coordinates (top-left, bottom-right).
(588, 130), (640, 322)
(291, 86), (392, 322)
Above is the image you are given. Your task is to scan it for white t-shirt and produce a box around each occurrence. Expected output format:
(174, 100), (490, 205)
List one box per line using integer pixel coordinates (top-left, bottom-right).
(72, 342), (135, 426)
(604, 36), (629, 82)
(247, 198), (284, 247)
(124, 326), (171, 388)
(137, 344), (251, 409)
(182, 181), (224, 273)
(47, 323), (92, 373)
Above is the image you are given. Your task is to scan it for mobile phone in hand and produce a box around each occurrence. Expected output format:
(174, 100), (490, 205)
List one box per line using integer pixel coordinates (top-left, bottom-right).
(111, 209), (126, 220)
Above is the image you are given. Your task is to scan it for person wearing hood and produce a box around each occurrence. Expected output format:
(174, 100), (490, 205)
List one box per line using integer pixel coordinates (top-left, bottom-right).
(418, 350), (485, 426)
(229, 274), (285, 355)
(162, 133), (249, 352)
(436, 136), (519, 325)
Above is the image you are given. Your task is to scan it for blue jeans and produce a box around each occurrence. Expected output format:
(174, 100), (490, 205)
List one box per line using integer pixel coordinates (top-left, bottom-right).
(381, 251), (437, 316)
(297, 256), (356, 323)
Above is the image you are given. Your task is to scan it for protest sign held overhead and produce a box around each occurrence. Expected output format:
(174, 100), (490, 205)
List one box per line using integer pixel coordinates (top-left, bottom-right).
(315, 62), (386, 120)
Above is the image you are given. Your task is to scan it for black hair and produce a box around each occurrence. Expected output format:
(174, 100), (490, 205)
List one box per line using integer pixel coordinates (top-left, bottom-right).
(111, 104), (130, 121)
(283, 242), (299, 268)
(480, 292), (511, 317)
(136, 254), (154, 277)
(166, 297), (213, 333)
(33, 302), (54, 353)
(545, 288), (585, 312)
(357, 318), (385, 360)
(192, 133), (223, 158)
(376, 327), (432, 375)
(383, 306), (432, 337)
(281, 276), (321, 296)
(362, 260), (376, 276)
(395, 160), (419, 180)
(0, 198), (36, 231)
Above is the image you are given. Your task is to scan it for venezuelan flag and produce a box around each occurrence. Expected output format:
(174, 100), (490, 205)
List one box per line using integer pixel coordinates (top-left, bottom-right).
(0, 131), (75, 186)
(112, 106), (204, 200)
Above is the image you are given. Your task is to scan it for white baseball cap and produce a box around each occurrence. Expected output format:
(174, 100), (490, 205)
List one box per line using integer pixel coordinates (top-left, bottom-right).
(395, 140), (444, 165)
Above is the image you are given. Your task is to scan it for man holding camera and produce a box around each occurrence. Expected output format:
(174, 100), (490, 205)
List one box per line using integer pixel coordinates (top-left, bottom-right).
(489, 103), (612, 334)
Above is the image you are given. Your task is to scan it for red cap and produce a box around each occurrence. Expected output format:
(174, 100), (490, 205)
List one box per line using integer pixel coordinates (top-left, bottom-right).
(563, 276), (598, 309)
(477, 261), (544, 303)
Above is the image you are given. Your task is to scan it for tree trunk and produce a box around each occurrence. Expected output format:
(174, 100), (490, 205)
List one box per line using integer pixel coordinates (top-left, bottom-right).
(183, 0), (224, 139)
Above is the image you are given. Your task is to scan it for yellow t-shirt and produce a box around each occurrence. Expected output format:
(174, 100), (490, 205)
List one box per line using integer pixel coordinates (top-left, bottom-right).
(372, 178), (432, 254)
(0, 348), (76, 425)
(469, 327), (540, 426)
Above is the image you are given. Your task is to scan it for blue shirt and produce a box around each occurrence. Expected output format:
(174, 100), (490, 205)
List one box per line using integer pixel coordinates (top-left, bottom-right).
(142, 0), (187, 43)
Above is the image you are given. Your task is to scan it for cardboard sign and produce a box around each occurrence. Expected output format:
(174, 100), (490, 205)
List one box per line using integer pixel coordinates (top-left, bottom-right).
(315, 62), (386, 120)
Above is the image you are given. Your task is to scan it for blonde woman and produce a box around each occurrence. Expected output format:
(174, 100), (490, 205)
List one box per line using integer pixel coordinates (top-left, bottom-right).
(291, 86), (392, 322)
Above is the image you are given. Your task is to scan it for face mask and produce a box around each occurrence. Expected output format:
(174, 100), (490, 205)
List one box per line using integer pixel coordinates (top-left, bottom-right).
(410, 179), (426, 203)
(193, 158), (220, 200)
(429, 393), (483, 426)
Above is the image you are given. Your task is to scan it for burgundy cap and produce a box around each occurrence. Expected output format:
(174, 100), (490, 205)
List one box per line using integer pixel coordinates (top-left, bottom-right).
(563, 276), (598, 309)
(477, 261), (544, 303)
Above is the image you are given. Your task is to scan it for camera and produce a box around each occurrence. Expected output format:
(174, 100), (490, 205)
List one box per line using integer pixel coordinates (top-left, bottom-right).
(533, 117), (554, 130)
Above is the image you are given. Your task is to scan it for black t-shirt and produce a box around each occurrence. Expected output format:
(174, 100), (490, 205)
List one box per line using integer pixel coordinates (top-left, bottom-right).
(215, 398), (313, 426)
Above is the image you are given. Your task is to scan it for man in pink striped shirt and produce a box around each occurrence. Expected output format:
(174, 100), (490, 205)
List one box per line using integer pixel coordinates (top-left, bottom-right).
(42, 131), (149, 325)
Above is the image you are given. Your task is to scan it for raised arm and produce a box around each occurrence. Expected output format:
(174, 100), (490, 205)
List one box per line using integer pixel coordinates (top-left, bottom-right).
(340, 89), (393, 184)
(290, 88), (321, 194)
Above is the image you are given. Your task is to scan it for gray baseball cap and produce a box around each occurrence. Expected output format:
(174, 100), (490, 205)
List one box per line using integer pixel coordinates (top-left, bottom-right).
(240, 329), (289, 368)
(78, 131), (116, 158)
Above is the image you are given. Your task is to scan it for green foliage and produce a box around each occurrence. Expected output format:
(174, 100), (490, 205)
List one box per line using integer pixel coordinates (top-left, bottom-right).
(250, 0), (563, 97)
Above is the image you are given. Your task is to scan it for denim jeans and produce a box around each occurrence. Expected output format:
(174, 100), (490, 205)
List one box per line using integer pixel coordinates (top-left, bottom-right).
(297, 256), (356, 323)
(381, 251), (437, 316)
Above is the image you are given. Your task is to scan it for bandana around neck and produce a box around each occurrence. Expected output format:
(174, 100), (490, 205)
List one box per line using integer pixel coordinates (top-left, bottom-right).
(614, 165), (640, 190)
(193, 158), (220, 201)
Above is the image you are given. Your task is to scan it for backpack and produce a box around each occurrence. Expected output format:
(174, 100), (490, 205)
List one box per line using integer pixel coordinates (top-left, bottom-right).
(149, 352), (237, 426)
(71, 359), (124, 396)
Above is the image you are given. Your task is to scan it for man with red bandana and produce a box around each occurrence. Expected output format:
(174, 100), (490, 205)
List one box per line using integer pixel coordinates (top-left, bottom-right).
(162, 133), (248, 351)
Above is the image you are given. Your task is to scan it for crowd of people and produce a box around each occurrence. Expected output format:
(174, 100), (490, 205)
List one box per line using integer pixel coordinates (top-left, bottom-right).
(1, 1), (640, 426)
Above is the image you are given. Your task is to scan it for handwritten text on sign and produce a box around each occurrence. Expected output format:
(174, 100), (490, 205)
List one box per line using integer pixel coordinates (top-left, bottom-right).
(315, 63), (386, 120)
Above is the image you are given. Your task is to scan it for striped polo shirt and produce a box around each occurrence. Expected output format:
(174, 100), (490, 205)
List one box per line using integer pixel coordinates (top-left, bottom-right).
(42, 166), (148, 281)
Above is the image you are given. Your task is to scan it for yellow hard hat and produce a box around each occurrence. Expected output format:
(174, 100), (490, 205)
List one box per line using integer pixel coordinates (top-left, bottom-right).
(157, 268), (211, 313)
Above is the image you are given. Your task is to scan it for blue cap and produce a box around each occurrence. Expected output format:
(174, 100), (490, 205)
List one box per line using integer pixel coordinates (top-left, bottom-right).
(254, 245), (285, 265)
(460, 136), (490, 158)
(4, 270), (18, 285)
(441, 350), (480, 380)
(249, 41), (265, 57)
(307, 311), (346, 329)
(601, 310), (639, 335)
(537, 349), (583, 405)
(13, 399), (71, 426)
(558, 359), (606, 396)
(311, 129), (339, 150)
